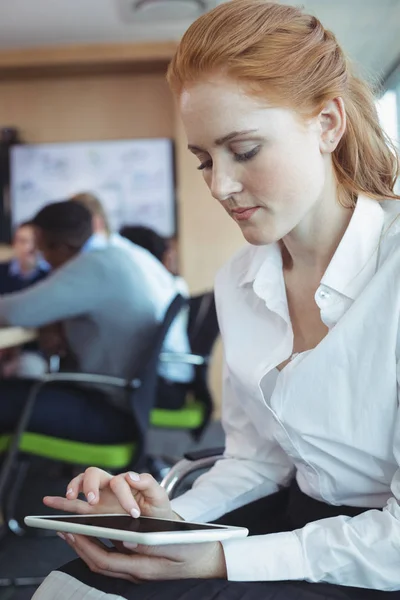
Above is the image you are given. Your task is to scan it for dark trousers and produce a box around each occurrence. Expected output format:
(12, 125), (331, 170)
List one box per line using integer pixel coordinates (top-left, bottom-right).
(58, 481), (400, 599)
(0, 378), (135, 444)
(0, 375), (189, 446)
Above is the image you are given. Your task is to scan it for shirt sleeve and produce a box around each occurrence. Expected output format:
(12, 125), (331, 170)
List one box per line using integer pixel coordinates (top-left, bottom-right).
(171, 361), (295, 523)
(0, 253), (104, 328)
(221, 371), (400, 590)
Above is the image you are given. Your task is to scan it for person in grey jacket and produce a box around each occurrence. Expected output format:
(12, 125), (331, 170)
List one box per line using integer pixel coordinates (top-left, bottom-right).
(0, 200), (159, 443)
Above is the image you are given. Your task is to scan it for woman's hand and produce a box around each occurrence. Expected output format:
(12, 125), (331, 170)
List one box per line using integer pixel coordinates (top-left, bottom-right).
(59, 533), (227, 582)
(43, 467), (175, 520)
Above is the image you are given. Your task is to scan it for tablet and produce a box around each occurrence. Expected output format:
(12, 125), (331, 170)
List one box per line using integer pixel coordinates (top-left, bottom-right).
(24, 514), (249, 545)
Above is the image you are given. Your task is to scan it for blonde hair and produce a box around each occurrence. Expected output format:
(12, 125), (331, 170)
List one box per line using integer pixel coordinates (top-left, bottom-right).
(70, 192), (111, 235)
(167, 0), (400, 206)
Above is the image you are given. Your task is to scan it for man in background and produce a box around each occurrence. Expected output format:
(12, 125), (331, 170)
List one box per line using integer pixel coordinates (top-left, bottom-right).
(0, 200), (158, 443)
(71, 192), (194, 409)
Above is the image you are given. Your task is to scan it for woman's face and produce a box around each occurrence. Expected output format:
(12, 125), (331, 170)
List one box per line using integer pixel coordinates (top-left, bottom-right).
(179, 76), (330, 246)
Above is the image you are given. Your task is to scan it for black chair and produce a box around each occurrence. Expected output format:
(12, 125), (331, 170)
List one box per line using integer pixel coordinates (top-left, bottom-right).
(187, 291), (220, 438)
(0, 294), (187, 539)
(156, 291), (219, 442)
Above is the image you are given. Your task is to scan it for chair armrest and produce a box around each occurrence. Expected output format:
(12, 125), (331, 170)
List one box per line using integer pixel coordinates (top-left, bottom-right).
(159, 352), (207, 366)
(183, 447), (225, 461)
(160, 447), (225, 499)
(41, 372), (141, 389)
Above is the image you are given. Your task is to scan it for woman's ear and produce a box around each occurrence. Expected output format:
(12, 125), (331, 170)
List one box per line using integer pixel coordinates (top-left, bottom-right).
(318, 97), (346, 153)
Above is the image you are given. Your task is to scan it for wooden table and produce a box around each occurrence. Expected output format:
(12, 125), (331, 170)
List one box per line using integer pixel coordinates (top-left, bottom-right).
(0, 327), (37, 350)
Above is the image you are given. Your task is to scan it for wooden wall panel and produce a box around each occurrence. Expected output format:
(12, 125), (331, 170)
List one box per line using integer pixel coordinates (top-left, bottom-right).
(0, 45), (245, 418)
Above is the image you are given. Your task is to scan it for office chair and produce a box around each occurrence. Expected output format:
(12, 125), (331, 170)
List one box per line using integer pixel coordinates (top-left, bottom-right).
(0, 295), (187, 538)
(155, 292), (219, 442)
(161, 446), (225, 500)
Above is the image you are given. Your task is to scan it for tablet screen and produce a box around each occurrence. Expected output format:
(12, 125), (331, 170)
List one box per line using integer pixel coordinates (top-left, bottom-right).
(46, 515), (221, 533)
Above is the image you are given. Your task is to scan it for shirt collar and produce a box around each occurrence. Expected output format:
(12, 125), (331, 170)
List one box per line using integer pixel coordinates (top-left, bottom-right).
(320, 195), (384, 300)
(238, 242), (290, 322)
(81, 233), (108, 253)
(238, 243), (279, 288)
(239, 195), (384, 300)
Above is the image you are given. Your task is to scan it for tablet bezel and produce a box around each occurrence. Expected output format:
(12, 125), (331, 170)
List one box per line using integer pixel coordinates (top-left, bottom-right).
(24, 514), (249, 545)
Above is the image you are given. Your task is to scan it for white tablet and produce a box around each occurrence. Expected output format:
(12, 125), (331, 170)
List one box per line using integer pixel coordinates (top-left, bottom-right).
(24, 514), (249, 546)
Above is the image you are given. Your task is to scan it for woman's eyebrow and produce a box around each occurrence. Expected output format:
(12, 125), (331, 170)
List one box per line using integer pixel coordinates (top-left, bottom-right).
(188, 129), (259, 152)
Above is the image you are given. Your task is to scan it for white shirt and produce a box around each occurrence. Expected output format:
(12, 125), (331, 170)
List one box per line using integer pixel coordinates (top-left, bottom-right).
(171, 195), (400, 590)
(101, 233), (193, 383)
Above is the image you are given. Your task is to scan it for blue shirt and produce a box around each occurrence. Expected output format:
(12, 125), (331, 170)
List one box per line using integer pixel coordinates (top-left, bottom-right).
(0, 259), (49, 295)
(80, 234), (108, 253)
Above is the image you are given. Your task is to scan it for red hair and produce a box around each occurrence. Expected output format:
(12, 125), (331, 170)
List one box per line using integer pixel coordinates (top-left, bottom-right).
(167, 0), (400, 205)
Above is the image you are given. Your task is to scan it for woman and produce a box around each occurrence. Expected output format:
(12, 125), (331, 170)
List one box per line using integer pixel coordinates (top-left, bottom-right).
(0, 221), (50, 377)
(35, 1), (400, 598)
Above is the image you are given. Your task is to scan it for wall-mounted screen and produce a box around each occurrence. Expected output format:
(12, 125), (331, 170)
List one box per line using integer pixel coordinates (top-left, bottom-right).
(10, 138), (176, 236)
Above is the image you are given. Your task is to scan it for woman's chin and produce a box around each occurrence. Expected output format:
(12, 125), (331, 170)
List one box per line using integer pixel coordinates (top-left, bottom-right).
(240, 224), (277, 246)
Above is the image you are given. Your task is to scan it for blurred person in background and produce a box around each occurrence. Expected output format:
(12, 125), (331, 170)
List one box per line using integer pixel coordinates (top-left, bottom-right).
(163, 237), (180, 277)
(0, 221), (49, 294)
(0, 200), (158, 443)
(119, 225), (189, 297)
(0, 221), (49, 378)
(71, 193), (193, 409)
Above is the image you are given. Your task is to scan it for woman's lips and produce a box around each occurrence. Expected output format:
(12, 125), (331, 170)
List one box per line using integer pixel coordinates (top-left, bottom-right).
(231, 207), (260, 222)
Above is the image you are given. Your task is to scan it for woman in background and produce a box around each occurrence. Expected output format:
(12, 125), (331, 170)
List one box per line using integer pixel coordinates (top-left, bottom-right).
(0, 221), (49, 377)
(37, 0), (400, 598)
(0, 221), (49, 295)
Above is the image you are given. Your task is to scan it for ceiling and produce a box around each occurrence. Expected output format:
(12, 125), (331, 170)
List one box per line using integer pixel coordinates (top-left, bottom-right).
(0, 0), (399, 81)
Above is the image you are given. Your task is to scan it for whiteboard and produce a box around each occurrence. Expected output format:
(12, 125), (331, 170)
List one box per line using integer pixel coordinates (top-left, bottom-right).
(10, 138), (176, 237)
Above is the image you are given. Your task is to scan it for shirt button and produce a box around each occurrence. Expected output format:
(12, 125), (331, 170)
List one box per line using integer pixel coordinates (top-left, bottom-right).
(318, 288), (330, 300)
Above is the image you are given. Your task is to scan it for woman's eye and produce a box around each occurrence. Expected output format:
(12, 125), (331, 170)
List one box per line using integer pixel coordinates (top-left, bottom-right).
(234, 146), (260, 162)
(196, 145), (260, 170)
(197, 159), (213, 171)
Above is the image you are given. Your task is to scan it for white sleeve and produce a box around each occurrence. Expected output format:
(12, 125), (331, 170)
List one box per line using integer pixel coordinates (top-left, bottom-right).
(220, 370), (400, 590)
(171, 362), (295, 523)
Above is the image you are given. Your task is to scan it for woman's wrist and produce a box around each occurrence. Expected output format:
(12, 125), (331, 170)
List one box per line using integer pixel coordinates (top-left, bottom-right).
(202, 542), (227, 579)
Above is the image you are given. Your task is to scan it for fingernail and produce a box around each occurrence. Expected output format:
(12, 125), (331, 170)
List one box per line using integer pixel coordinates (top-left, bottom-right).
(87, 492), (96, 504)
(131, 508), (140, 518)
(66, 533), (75, 543)
(123, 542), (138, 550)
(129, 472), (140, 482)
(66, 488), (73, 496)
(57, 532), (66, 541)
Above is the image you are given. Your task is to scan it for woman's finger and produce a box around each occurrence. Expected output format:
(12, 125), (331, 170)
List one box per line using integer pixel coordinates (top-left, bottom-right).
(124, 472), (169, 505)
(62, 535), (124, 579)
(67, 534), (141, 579)
(82, 467), (113, 506)
(109, 474), (141, 517)
(65, 473), (85, 500)
(122, 541), (187, 560)
(42, 496), (93, 514)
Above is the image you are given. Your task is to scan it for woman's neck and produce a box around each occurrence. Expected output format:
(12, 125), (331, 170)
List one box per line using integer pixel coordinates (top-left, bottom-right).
(281, 188), (353, 276)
